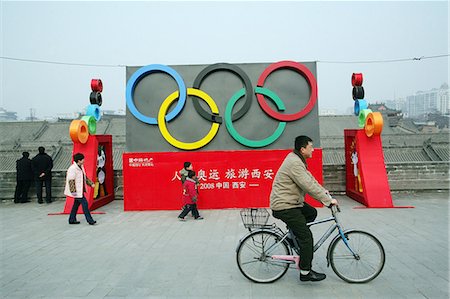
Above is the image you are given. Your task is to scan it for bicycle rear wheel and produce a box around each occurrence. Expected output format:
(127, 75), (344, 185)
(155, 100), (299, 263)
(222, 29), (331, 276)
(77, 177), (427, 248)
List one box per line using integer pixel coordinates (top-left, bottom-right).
(236, 230), (290, 283)
(329, 230), (385, 283)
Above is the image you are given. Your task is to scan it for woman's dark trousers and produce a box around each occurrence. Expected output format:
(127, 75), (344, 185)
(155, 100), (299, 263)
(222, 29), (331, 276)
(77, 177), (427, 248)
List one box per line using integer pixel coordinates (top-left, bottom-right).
(69, 197), (95, 223)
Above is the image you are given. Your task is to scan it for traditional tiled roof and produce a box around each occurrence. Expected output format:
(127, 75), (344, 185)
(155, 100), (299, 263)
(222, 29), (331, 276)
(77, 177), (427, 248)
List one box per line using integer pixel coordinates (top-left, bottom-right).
(0, 116), (447, 171)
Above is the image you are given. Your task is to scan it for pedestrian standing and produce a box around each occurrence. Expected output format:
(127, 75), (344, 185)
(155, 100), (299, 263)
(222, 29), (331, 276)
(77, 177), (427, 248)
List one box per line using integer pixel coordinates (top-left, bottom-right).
(14, 152), (33, 203)
(31, 146), (53, 204)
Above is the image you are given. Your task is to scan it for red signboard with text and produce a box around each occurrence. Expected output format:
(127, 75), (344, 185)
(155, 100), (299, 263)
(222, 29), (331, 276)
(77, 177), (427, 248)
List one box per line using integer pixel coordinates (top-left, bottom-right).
(123, 149), (323, 210)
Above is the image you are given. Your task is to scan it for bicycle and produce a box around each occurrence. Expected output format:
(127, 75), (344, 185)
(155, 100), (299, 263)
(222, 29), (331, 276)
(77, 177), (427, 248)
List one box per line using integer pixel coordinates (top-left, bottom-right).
(236, 205), (385, 283)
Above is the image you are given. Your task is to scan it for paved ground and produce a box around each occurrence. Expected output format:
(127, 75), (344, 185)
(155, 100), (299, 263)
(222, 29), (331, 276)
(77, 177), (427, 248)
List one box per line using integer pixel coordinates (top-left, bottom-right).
(1, 191), (449, 299)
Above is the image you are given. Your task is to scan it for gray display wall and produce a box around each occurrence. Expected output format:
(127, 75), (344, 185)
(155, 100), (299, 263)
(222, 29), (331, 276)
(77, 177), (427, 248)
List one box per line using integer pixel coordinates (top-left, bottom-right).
(125, 62), (320, 152)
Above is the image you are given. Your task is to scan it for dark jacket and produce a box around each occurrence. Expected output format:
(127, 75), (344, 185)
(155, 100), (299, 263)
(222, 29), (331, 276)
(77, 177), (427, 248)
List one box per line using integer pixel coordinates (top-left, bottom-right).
(16, 157), (33, 181)
(31, 153), (53, 179)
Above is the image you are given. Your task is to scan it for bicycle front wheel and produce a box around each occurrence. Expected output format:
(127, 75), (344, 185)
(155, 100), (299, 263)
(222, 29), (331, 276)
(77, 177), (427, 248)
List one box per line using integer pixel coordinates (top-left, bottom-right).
(329, 230), (385, 283)
(236, 230), (290, 283)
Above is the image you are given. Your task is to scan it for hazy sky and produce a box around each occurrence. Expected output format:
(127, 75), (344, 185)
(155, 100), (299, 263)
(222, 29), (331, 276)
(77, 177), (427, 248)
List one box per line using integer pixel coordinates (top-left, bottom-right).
(1, 1), (448, 119)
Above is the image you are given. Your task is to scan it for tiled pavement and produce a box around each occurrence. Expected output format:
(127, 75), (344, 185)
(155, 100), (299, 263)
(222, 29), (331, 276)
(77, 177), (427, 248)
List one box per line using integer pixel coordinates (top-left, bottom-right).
(1, 191), (448, 298)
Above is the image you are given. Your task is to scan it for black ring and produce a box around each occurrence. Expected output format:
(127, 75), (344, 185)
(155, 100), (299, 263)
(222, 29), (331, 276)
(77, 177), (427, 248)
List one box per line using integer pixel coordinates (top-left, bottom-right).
(192, 63), (253, 124)
(90, 91), (102, 106)
(352, 86), (365, 100)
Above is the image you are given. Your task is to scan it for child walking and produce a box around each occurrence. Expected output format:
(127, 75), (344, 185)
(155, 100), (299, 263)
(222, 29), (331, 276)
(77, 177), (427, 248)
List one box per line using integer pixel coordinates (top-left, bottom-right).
(178, 170), (203, 221)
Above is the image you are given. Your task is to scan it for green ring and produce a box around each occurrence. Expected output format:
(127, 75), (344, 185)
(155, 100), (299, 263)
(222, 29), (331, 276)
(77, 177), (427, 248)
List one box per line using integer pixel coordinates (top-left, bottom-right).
(225, 87), (286, 148)
(81, 115), (97, 134)
(358, 109), (372, 128)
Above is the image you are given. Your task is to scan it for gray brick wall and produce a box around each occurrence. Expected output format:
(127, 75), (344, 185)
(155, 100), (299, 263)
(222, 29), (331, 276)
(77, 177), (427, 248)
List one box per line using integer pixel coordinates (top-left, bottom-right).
(1, 162), (448, 200)
(0, 170), (123, 201)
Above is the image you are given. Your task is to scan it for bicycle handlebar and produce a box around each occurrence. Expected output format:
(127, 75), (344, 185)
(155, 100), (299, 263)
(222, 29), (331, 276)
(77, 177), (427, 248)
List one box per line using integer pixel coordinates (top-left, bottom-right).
(328, 203), (340, 213)
(325, 193), (340, 213)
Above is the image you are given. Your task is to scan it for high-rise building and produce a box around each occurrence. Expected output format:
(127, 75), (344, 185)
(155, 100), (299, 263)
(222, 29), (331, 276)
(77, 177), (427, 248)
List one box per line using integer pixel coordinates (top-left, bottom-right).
(438, 83), (449, 115)
(405, 83), (449, 117)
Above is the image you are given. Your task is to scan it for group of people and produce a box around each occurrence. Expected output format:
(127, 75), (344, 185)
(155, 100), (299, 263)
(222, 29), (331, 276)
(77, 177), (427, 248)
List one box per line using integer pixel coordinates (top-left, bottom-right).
(177, 162), (204, 221)
(15, 148), (97, 225)
(17, 135), (337, 282)
(14, 146), (53, 204)
(175, 135), (339, 282)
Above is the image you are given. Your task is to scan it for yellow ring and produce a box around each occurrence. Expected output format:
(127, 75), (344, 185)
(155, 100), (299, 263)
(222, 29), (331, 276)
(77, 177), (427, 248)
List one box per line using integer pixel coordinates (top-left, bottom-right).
(158, 88), (220, 150)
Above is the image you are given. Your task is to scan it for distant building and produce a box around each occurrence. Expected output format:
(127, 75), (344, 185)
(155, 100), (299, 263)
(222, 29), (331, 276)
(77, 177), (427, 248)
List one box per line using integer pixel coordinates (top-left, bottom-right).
(368, 103), (403, 127)
(56, 112), (82, 121)
(102, 109), (126, 116)
(405, 83), (449, 118)
(439, 83), (449, 115)
(413, 121), (440, 133)
(386, 97), (406, 114)
(319, 108), (337, 116)
(0, 108), (18, 121)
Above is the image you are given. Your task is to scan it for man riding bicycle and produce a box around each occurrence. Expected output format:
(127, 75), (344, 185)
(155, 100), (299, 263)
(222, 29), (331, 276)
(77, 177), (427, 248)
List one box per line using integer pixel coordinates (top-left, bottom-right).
(270, 135), (338, 282)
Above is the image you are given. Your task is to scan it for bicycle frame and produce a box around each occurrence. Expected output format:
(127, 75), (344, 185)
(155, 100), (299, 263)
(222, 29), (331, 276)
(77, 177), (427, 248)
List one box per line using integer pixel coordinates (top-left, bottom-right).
(237, 205), (385, 284)
(241, 206), (356, 268)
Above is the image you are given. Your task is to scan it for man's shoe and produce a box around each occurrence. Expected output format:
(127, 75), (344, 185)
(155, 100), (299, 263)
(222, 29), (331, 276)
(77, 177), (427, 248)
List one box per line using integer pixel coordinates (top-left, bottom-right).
(88, 221), (97, 225)
(38, 200), (44, 204)
(21, 200), (31, 203)
(195, 216), (204, 220)
(69, 221), (80, 224)
(300, 270), (326, 282)
(178, 217), (186, 221)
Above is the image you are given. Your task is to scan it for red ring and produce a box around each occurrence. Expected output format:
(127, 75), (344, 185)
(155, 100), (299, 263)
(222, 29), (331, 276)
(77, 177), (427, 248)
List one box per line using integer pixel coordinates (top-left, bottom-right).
(256, 61), (317, 122)
(352, 73), (363, 86)
(91, 79), (103, 92)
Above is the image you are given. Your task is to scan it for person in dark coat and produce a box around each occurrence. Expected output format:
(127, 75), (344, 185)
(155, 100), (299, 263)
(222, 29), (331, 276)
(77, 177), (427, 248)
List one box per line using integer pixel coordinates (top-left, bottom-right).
(31, 146), (53, 204)
(14, 152), (33, 203)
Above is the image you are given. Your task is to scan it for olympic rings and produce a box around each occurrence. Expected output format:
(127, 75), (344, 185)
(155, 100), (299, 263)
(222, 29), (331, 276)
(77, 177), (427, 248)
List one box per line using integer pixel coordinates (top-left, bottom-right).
(126, 61), (318, 150)
(192, 63), (253, 123)
(126, 64), (187, 125)
(158, 88), (220, 150)
(225, 87), (286, 148)
(256, 61), (317, 122)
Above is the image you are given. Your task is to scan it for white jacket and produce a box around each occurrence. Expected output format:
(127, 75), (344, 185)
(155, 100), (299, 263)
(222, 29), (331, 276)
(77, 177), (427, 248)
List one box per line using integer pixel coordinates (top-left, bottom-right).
(64, 162), (91, 198)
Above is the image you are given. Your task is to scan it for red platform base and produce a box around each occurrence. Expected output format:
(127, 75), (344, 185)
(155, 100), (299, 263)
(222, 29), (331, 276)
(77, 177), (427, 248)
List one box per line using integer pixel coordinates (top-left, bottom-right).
(48, 211), (106, 216)
(353, 206), (414, 209)
(344, 130), (414, 209)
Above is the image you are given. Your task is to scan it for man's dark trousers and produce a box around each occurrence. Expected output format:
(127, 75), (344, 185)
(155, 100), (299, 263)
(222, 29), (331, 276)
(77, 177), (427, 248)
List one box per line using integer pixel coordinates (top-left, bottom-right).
(36, 178), (52, 203)
(272, 203), (317, 271)
(14, 180), (31, 203)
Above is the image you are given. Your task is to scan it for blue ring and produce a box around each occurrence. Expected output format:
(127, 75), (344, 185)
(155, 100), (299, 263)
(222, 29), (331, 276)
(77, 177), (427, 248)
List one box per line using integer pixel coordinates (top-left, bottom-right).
(125, 64), (187, 125)
(354, 99), (368, 116)
(86, 104), (101, 121)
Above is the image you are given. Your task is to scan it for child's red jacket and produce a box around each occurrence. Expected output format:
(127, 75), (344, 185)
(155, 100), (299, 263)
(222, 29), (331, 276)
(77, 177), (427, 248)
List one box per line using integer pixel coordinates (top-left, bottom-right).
(182, 178), (198, 205)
